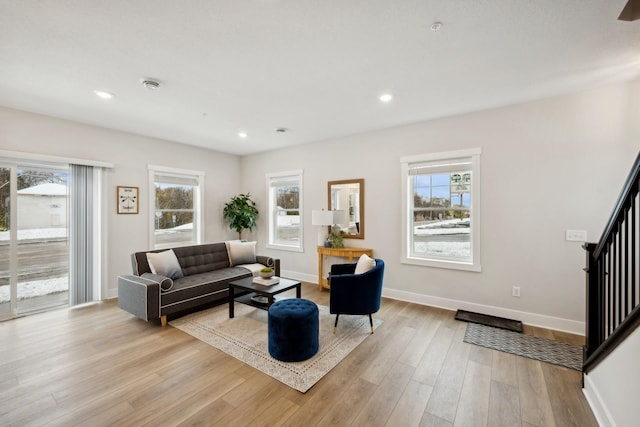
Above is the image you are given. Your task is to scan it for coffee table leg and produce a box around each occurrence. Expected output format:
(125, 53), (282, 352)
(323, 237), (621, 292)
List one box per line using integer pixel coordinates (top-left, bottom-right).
(229, 286), (235, 318)
(296, 284), (301, 298)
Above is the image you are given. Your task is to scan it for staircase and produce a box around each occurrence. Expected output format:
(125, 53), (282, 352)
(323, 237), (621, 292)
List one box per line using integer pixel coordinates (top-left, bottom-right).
(583, 151), (640, 375)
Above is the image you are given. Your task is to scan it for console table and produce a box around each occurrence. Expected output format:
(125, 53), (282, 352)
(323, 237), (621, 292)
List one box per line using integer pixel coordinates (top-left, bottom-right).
(317, 246), (373, 290)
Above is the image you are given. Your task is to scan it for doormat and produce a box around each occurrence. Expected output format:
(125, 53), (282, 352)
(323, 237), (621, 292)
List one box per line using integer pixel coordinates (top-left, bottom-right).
(455, 309), (523, 332)
(463, 323), (583, 371)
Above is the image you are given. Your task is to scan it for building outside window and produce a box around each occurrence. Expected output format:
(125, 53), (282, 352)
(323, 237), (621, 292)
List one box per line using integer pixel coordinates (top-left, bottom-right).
(401, 148), (481, 271)
(149, 165), (204, 249)
(266, 170), (303, 252)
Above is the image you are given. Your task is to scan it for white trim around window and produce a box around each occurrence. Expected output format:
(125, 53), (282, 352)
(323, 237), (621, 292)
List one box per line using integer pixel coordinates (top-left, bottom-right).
(148, 165), (204, 249)
(266, 170), (303, 252)
(400, 148), (481, 272)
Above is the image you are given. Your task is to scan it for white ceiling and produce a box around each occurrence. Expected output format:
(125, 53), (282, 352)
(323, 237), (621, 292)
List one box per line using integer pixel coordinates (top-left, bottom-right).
(1, 1), (639, 156)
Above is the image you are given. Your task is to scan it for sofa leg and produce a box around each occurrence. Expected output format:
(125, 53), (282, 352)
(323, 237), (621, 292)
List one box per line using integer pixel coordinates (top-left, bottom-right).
(333, 314), (339, 334)
(369, 314), (374, 334)
(161, 315), (167, 327)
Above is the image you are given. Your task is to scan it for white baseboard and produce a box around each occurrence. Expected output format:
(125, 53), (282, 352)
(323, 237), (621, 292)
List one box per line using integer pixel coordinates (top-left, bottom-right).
(105, 269), (584, 334)
(281, 269), (317, 284)
(105, 287), (118, 300)
(583, 373), (615, 427)
(382, 287), (585, 335)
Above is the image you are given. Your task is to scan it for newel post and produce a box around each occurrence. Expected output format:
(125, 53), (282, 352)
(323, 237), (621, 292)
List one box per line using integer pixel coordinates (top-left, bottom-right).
(583, 243), (600, 364)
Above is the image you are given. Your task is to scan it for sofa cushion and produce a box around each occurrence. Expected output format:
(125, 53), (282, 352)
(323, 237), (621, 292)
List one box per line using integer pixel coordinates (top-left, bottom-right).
(146, 250), (184, 279)
(173, 243), (230, 275)
(160, 267), (252, 307)
(225, 240), (257, 266)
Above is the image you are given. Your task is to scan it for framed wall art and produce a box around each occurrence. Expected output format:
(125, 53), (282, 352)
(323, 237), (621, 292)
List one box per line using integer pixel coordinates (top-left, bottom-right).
(117, 186), (139, 214)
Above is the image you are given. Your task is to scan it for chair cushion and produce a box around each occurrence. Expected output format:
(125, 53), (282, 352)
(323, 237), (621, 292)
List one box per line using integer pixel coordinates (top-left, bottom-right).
(354, 253), (376, 275)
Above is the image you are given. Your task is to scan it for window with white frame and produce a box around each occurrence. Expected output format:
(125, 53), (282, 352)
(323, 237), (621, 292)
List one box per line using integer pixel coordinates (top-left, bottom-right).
(266, 170), (303, 251)
(149, 165), (204, 249)
(401, 148), (481, 271)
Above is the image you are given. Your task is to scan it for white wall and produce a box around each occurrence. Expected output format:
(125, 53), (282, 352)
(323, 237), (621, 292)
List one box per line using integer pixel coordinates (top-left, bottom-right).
(584, 326), (640, 427)
(0, 106), (243, 298)
(242, 81), (639, 333)
(0, 80), (637, 331)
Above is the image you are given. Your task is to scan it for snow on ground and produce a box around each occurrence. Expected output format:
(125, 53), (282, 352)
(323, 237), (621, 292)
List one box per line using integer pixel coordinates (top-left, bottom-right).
(414, 218), (470, 235)
(414, 242), (470, 258)
(0, 276), (68, 303)
(0, 228), (67, 241)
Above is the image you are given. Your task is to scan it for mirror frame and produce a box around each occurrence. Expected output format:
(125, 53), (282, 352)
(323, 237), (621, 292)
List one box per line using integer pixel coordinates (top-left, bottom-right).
(327, 178), (364, 240)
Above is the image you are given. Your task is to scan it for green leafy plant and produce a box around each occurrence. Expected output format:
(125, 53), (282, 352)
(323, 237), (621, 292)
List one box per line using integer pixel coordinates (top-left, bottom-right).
(223, 193), (259, 240)
(327, 231), (344, 248)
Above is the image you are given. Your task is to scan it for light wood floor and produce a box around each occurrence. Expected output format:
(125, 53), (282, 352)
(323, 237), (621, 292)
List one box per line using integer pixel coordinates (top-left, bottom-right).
(0, 283), (597, 426)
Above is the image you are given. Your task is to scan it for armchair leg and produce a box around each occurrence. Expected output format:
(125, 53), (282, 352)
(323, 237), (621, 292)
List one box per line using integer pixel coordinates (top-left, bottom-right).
(333, 314), (340, 334)
(161, 315), (167, 327)
(369, 314), (374, 334)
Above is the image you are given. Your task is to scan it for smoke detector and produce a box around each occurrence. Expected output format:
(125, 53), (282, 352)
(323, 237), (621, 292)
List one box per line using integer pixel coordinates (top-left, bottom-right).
(141, 79), (161, 90)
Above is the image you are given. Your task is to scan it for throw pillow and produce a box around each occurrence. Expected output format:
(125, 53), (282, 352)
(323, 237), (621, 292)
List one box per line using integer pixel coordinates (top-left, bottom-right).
(146, 249), (184, 279)
(225, 240), (257, 266)
(354, 253), (376, 275)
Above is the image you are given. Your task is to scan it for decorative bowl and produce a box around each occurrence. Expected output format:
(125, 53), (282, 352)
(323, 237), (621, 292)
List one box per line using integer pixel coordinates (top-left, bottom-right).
(259, 270), (274, 279)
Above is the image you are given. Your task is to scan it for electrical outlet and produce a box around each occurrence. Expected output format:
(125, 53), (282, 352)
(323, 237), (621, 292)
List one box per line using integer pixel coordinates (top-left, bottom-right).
(566, 230), (587, 242)
(512, 286), (521, 297)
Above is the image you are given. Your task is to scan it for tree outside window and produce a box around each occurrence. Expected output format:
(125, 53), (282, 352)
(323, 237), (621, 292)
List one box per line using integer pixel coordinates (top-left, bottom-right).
(149, 167), (203, 249)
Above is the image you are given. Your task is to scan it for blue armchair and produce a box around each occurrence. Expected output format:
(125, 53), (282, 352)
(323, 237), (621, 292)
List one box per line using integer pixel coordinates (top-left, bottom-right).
(329, 258), (384, 334)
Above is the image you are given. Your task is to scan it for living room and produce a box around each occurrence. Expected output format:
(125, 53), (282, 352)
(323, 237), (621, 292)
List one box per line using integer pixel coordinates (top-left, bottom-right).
(1, 1), (639, 425)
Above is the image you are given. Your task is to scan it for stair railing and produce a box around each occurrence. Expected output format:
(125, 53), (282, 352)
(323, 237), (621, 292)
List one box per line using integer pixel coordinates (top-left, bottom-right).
(583, 151), (640, 374)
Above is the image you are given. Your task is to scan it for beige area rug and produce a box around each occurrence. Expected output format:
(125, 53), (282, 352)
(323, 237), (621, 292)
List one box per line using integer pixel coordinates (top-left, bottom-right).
(170, 301), (382, 392)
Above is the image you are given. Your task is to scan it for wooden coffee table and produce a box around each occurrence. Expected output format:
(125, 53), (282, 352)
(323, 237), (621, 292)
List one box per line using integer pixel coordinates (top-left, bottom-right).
(228, 276), (301, 318)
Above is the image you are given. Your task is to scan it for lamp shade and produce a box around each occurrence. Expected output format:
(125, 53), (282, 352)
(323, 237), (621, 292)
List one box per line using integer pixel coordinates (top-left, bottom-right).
(312, 210), (334, 226)
(332, 210), (347, 226)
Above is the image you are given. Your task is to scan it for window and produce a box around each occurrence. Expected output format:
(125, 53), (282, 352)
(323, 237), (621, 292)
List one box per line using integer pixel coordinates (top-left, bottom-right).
(149, 165), (204, 249)
(401, 148), (481, 271)
(266, 170), (303, 252)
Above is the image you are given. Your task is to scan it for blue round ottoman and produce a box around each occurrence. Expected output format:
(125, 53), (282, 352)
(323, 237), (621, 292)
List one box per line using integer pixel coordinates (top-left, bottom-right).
(268, 298), (319, 362)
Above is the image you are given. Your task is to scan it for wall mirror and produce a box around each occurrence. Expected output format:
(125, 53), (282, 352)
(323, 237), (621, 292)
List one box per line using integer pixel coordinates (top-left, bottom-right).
(328, 178), (364, 239)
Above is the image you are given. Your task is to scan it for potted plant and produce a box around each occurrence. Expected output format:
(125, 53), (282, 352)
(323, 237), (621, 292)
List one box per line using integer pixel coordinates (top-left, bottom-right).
(223, 193), (259, 240)
(327, 231), (344, 248)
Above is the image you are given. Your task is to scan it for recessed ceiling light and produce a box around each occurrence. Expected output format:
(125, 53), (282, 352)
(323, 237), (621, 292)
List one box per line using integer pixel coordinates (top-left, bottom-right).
(94, 90), (113, 99)
(430, 22), (442, 32)
(238, 132), (248, 138)
(379, 93), (393, 103)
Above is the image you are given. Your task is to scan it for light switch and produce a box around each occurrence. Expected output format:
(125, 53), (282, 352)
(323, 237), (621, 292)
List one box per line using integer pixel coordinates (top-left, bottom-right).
(566, 230), (587, 242)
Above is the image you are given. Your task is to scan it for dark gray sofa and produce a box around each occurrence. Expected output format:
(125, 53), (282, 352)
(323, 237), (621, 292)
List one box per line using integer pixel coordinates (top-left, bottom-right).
(117, 242), (280, 326)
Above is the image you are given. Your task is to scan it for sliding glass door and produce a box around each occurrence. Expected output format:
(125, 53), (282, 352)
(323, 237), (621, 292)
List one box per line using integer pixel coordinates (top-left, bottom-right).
(0, 164), (70, 320)
(0, 166), (12, 318)
(17, 167), (69, 313)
